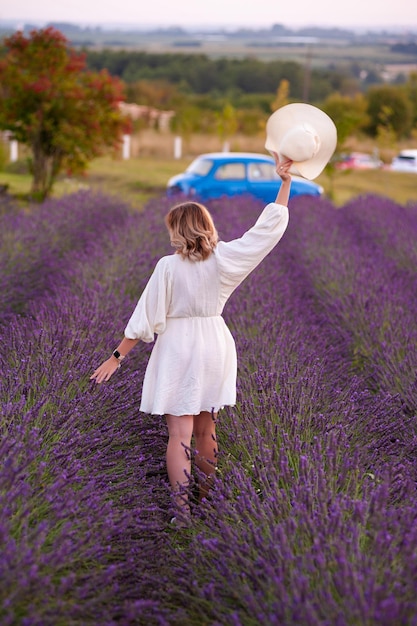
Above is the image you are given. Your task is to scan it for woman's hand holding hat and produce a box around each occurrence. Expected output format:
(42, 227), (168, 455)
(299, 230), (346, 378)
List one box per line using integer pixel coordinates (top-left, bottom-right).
(272, 151), (293, 182)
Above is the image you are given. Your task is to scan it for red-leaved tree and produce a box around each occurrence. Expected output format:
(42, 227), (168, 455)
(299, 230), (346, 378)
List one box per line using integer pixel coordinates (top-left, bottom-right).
(0, 27), (130, 200)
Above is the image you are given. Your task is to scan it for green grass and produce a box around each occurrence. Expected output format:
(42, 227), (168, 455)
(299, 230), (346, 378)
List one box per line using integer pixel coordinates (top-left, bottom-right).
(1, 154), (417, 209)
(0, 156), (189, 207)
(317, 168), (417, 206)
(0, 171), (32, 199)
(79, 155), (191, 206)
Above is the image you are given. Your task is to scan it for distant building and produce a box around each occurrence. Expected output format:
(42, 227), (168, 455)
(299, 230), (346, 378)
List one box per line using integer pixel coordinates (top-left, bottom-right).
(119, 102), (175, 132)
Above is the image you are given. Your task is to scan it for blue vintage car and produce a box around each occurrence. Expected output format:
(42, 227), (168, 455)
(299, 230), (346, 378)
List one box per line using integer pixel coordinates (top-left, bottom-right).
(167, 152), (323, 202)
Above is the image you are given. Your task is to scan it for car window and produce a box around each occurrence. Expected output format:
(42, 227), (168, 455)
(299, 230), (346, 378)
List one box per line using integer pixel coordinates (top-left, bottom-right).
(214, 163), (246, 180)
(248, 162), (277, 180)
(397, 155), (416, 163)
(187, 159), (213, 176)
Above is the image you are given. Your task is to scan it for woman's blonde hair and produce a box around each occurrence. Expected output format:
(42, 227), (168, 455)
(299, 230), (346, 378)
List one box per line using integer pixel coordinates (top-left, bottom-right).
(165, 201), (218, 261)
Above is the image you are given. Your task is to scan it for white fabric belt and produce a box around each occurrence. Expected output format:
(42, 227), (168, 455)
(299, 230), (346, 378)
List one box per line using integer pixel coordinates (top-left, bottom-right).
(167, 315), (221, 319)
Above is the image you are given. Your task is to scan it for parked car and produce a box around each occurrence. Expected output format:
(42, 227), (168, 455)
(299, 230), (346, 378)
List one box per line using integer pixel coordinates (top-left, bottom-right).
(167, 152), (323, 203)
(336, 152), (383, 170)
(390, 149), (417, 173)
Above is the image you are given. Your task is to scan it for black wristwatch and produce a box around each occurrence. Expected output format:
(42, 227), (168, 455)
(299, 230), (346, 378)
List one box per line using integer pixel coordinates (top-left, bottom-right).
(112, 350), (125, 362)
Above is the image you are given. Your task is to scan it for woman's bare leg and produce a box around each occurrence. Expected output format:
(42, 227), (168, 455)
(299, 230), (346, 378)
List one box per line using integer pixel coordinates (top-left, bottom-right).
(165, 414), (194, 513)
(193, 410), (218, 501)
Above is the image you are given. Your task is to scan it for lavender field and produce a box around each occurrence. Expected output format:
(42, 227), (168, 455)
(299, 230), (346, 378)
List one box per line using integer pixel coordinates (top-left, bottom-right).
(1, 188), (417, 626)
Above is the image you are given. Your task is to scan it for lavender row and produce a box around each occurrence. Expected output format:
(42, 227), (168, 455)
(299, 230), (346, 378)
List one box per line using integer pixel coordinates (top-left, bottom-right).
(0, 194), (176, 623)
(0, 192), (167, 322)
(284, 195), (417, 413)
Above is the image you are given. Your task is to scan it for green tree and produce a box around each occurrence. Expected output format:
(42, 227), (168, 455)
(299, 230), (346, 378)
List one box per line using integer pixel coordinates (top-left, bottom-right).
(322, 92), (369, 149)
(404, 72), (417, 129)
(321, 93), (368, 200)
(216, 103), (238, 149)
(0, 27), (128, 200)
(85, 50), (337, 102)
(170, 104), (201, 153)
(375, 106), (398, 152)
(365, 85), (413, 139)
(270, 79), (290, 112)
(125, 79), (182, 109)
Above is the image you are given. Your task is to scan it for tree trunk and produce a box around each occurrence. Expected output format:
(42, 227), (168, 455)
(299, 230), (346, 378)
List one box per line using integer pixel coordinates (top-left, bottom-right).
(31, 148), (48, 201)
(31, 141), (62, 202)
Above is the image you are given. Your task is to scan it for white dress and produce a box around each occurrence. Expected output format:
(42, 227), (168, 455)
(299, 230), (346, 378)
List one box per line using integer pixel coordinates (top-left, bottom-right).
(125, 202), (289, 416)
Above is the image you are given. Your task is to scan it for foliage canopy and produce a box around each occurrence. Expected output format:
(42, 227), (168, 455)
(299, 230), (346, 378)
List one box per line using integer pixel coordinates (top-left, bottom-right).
(365, 84), (414, 138)
(0, 27), (128, 200)
(85, 48), (417, 144)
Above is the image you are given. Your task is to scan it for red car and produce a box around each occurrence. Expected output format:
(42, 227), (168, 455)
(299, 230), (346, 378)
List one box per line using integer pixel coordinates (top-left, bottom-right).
(336, 152), (383, 170)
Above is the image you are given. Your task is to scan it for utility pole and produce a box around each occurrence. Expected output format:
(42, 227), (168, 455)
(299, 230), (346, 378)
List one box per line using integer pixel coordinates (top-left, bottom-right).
(302, 46), (313, 103)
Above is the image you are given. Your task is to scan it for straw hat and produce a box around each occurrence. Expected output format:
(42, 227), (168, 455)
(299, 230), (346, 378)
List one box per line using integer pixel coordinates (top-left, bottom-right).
(265, 103), (337, 180)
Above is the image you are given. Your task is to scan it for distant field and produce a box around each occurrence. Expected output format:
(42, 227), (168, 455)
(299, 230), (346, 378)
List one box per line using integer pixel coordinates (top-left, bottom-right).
(46, 27), (417, 68)
(129, 40), (417, 68)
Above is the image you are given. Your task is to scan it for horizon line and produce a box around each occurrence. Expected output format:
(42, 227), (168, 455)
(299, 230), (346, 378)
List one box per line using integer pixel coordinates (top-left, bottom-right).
(1, 18), (417, 32)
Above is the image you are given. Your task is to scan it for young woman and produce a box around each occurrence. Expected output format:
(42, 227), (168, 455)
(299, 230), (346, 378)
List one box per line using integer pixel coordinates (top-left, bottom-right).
(90, 155), (293, 520)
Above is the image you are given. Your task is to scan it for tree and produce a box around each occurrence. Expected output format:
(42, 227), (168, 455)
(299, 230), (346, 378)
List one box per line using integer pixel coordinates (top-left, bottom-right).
(365, 85), (413, 139)
(404, 72), (417, 129)
(216, 103), (238, 150)
(321, 93), (369, 200)
(0, 27), (128, 200)
(322, 92), (369, 149)
(270, 79), (290, 113)
(125, 79), (182, 109)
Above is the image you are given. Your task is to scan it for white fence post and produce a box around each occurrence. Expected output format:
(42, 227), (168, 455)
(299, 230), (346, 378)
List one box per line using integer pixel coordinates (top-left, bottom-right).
(122, 134), (131, 160)
(10, 140), (18, 162)
(174, 136), (182, 159)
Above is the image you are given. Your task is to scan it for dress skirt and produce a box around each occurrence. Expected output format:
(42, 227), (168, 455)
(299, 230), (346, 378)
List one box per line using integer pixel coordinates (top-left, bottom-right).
(140, 315), (237, 416)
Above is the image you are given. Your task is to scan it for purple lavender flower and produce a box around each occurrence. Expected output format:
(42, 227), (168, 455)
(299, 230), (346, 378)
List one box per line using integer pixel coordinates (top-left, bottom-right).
(1, 190), (417, 624)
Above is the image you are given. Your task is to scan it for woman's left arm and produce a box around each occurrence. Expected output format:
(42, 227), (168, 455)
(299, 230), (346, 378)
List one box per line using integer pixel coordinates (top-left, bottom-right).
(90, 337), (139, 384)
(90, 258), (171, 385)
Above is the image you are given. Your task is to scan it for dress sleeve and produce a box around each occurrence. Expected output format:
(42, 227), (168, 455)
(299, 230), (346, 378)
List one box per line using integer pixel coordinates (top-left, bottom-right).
(124, 257), (172, 342)
(214, 202), (289, 295)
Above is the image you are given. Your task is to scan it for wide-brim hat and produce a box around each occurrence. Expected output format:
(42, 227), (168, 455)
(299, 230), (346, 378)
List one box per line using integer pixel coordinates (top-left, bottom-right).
(265, 103), (337, 180)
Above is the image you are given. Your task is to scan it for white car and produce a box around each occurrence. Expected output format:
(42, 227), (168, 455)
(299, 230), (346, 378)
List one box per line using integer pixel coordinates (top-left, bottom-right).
(391, 149), (417, 173)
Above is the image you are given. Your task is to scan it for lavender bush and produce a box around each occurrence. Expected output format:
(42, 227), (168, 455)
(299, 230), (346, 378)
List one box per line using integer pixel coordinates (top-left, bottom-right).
(1, 190), (416, 625)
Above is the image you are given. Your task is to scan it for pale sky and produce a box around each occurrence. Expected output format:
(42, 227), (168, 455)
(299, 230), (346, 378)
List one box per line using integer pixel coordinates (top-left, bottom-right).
(1, 0), (416, 30)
